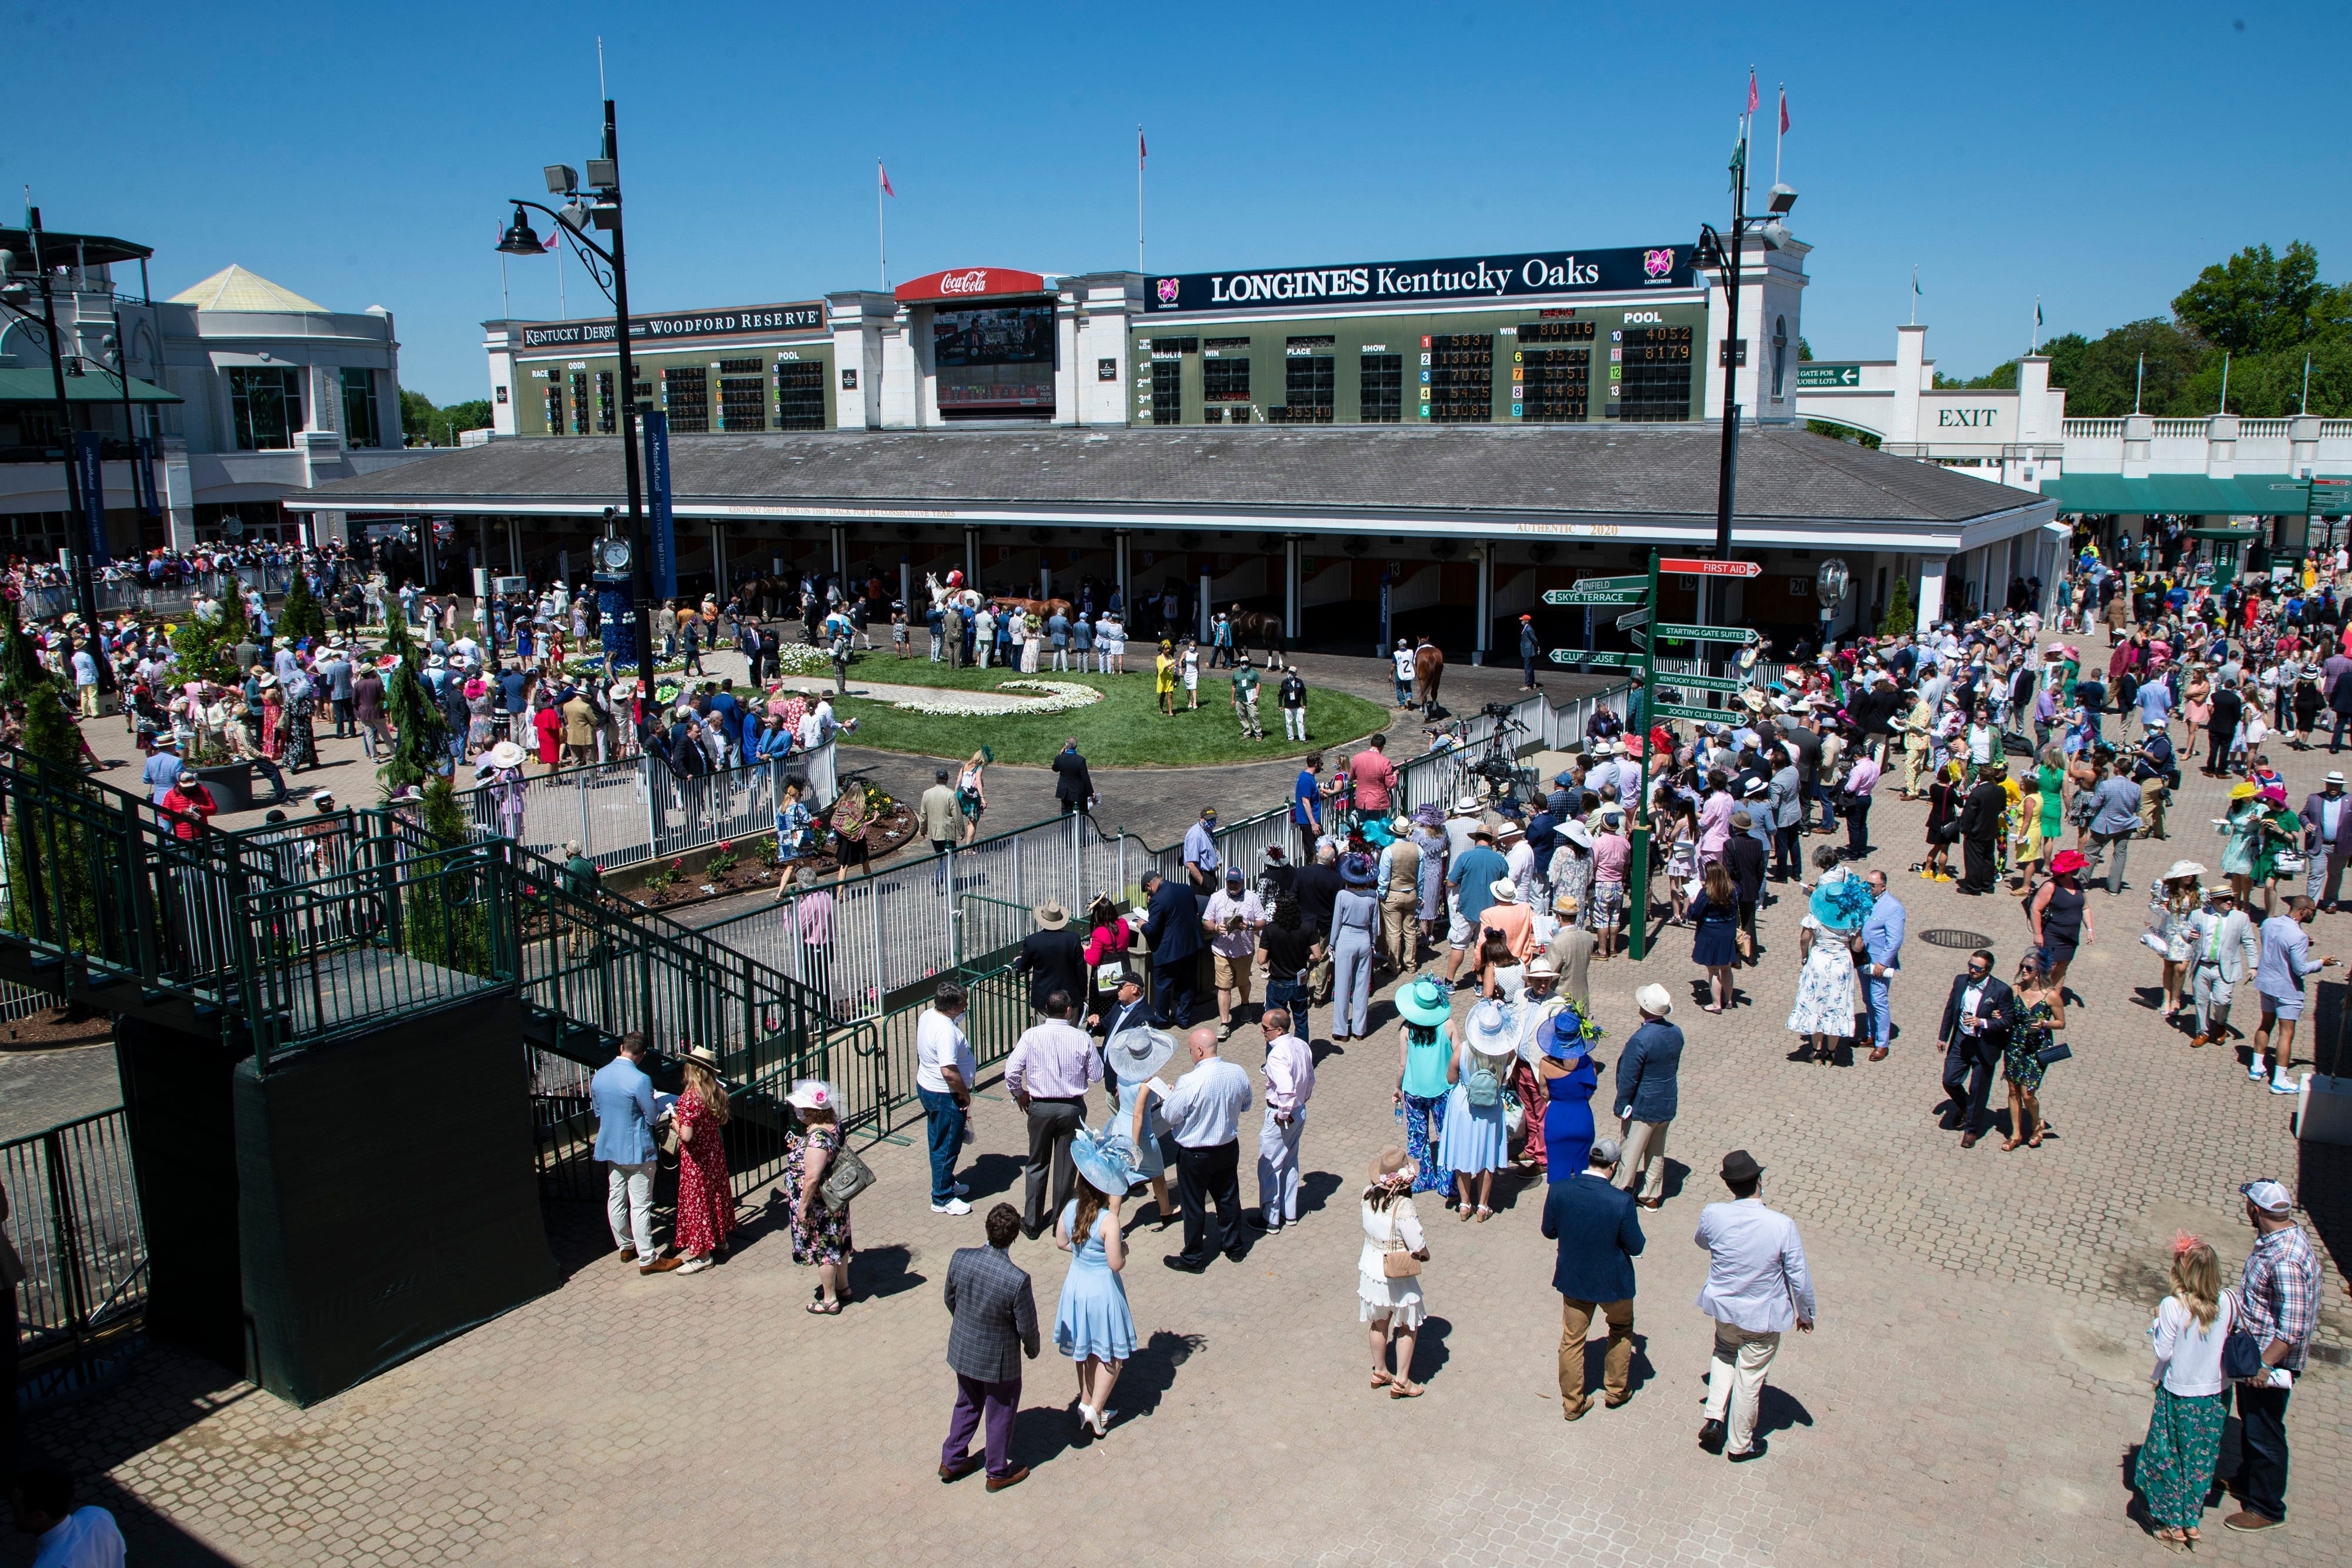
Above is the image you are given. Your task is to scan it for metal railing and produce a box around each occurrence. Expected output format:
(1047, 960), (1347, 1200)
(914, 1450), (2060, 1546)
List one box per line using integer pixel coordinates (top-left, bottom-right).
(462, 745), (837, 870)
(5, 1109), (146, 1392)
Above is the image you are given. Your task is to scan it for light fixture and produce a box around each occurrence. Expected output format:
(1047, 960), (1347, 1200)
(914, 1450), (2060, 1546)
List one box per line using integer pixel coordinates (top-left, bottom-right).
(1766, 183), (1798, 215)
(543, 165), (578, 196)
(496, 206), (546, 256)
(1815, 556), (1850, 616)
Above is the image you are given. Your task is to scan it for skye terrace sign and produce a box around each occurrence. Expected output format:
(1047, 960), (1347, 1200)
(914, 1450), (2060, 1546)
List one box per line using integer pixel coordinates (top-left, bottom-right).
(517, 303), (826, 350)
(1147, 245), (1695, 313)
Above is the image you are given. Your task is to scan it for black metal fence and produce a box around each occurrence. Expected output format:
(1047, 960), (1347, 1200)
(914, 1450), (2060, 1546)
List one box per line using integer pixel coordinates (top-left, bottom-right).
(5, 1108), (147, 1396)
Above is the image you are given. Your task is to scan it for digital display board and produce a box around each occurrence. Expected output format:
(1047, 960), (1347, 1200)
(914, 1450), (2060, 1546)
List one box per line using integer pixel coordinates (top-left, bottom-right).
(934, 304), (1055, 416)
(1613, 322), (1696, 422)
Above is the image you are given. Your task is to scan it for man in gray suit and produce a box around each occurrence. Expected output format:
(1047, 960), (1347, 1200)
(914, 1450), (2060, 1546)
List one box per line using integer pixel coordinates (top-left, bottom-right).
(940, 1202), (1040, 1492)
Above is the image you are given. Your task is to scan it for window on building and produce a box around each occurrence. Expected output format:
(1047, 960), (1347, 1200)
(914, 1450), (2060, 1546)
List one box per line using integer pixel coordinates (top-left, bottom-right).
(719, 376), (766, 432)
(1772, 315), (1789, 401)
(1519, 348), (1590, 423)
(596, 371), (617, 434)
(1426, 333), (1492, 423)
(1272, 339), (1334, 423)
(1151, 359), (1183, 424)
(664, 366), (710, 433)
(569, 372), (590, 434)
(1616, 325), (1695, 422)
(1359, 353), (1402, 423)
(776, 362), (825, 430)
(228, 366), (303, 451)
(339, 367), (382, 447)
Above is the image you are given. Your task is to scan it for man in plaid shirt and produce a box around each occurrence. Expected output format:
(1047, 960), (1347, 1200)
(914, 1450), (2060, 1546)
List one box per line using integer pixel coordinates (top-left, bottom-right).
(2224, 1179), (2321, 1533)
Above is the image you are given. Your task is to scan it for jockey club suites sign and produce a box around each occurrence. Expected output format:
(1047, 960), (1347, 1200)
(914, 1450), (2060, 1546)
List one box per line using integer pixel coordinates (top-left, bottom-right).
(1145, 245), (1695, 312)
(519, 303), (826, 349)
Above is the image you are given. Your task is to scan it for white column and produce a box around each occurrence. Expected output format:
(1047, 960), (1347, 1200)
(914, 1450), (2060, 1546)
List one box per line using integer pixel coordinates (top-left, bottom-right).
(898, 557), (910, 614)
(1115, 530), (1131, 615)
(1915, 556), (1947, 629)
(831, 523), (847, 586)
(1197, 570), (1211, 642)
(1472, 541), (1492, 664)
(964, 527), (979, 586)
(1282, 535), (1301, 638)
(1890, 325), (1927, 448)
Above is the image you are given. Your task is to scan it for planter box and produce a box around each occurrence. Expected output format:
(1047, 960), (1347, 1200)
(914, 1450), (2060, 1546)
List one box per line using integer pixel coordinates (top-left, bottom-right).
(192, 761), (257, 814)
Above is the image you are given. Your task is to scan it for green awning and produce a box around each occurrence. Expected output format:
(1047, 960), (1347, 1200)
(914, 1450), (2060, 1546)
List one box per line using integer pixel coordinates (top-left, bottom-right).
(2040, 472), (2323, 516)
(0, 366), (181, 404)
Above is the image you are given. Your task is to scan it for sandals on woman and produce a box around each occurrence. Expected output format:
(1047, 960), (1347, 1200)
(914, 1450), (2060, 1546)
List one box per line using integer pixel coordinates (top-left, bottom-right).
(1475, 1206), (1494, 1222)
(804, 1299), (843, 1316)
(1388, 1380), (1425, 1399)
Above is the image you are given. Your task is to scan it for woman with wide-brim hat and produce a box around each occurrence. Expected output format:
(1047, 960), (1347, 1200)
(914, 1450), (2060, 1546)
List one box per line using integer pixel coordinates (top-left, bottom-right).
(1535, 1003), (1602, 1179)
(1054, 1128), (1139, 1439)
(1392, 976), (1456, 1196)
(1358, 1147), (1431, 1396)
(1441, 999), (1517, 1220)
(784, 1079), (855, 1313)
(2149, 860), (2207, 1022)
(2027, 849), (2093, 1008)
(1788, 873), (1872, 1064)
(1329, 852), (1382, 1039)
(672, 1045), (735, 1274)
(1108, 1024), (1181, 1230)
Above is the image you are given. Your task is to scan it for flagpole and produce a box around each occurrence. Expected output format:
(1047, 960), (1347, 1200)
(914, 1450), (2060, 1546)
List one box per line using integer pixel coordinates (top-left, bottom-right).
(1910, 265), (1918, 327)
(2134, 354), (2144, 414)
(2031, 295), (2039, 355)
(877, 159), (887, 289)
(1137, 125), (1145, 274)
(1774, 82), (1783, 186)
(499, 253), (510, 320)
(556, 231), (568, 319)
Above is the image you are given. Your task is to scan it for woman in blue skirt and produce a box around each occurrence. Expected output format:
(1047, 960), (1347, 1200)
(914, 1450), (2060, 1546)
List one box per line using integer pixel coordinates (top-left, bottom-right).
(1439, 998), (1516, 1221)
(1538, 1002), (1602, 1179)
(1054, 1128), (1138, 1440)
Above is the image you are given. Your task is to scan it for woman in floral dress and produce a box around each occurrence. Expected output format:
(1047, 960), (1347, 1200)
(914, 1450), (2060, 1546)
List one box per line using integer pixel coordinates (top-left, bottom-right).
(1788, 878), (1871, 1063)
(463, 675), (497, 760)
(672, 1047), (734, 1273)
(259, 678), (285, 759)
(784, 1079), (854, 1313)
(2000, 953), (2060, 1149)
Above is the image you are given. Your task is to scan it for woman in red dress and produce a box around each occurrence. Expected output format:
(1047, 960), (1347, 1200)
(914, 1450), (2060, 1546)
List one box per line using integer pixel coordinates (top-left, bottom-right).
(673, 1045), (734, 1273)
(532, 696), (563, 770)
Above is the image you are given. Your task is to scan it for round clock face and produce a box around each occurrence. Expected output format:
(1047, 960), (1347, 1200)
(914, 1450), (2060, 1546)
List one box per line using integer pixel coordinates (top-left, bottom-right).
(597, 538), (632, 572)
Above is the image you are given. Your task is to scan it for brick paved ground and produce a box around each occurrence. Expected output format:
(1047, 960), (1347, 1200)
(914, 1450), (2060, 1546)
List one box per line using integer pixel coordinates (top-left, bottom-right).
(14, 648), (2350, 1566)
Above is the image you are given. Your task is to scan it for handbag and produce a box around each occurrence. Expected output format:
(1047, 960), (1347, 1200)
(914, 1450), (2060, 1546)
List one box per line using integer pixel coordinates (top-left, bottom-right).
(818, 1134), (876, 1212)
(2221, 1326), (2268, 1382)
(2034, 1041), (2072, 1066)
(1381, 1202), (1422, 1279)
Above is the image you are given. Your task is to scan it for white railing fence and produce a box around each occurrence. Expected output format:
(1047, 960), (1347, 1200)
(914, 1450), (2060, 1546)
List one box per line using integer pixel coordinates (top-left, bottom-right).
(463, 744), (838, 868)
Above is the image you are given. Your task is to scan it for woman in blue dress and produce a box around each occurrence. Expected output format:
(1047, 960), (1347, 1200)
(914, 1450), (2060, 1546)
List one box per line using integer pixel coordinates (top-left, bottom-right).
(1107, 1022), (1181, 1230)
(1538, 1002), (1602, 1180)
(1439, 999), (1515, 1221)
(1054, 1129), (1138, 1440)
(1392, 977), (1455, 1195)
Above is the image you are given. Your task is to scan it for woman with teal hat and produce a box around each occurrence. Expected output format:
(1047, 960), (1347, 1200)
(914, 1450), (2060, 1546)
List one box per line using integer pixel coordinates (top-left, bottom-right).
(1537, 1004), (1602, 1179)
(1787, 875), (1872, 1062)
(1054, 1127), (1138, 1440)
(1392, 976), (1456, 1195)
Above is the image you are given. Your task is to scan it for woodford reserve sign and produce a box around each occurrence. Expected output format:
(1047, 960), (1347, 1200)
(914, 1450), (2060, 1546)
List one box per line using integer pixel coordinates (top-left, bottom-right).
(517, 303), (826, 349)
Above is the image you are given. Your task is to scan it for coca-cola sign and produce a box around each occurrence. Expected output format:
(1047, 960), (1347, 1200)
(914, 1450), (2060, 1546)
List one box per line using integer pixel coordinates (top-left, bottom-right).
(896, 267), (1050, 303)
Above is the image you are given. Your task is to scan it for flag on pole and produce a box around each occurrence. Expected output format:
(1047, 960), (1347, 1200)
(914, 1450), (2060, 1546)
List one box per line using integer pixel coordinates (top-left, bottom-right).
(543, 230), (557, 251)
(1746, 69), (1759, 115)
(1912, 266), (1922, 297)
(1778, 86), (1790, 134)
(1138, 128), (1147, 165)
(879, 162), (896, 198)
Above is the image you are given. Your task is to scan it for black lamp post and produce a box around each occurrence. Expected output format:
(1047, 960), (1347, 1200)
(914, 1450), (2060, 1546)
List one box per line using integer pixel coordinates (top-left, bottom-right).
(0, 213), (105, 641)
(496, 98), (655, 686)
(1692, 142), (1796, 636)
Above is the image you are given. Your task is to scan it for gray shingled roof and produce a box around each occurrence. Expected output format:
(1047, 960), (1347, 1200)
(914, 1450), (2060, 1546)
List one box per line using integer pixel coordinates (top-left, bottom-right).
(295, 423), (2040, 526)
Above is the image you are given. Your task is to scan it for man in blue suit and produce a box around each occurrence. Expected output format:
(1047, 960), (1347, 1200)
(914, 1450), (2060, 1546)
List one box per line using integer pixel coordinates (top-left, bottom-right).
(1539, 1136), (1645, 1419)
(592, 1032), (679, 1275)
(1140, 870), (1204, 1029)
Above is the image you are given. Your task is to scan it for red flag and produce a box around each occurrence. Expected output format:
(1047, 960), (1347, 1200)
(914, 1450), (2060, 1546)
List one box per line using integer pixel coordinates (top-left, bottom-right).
(1778, 87), (1790, 135)
(1138, 128), (1147, 165)
(1746, 69), (1759, 115)
(543, 230), (558, 250)
(879, 162), (895, 197)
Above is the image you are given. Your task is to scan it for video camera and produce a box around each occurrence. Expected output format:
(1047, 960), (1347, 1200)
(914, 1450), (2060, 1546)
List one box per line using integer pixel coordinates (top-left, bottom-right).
(1479, 701), (1516, 719)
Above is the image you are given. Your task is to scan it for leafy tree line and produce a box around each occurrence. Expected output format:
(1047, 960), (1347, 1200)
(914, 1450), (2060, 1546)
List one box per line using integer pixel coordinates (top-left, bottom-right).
(399, 388), (495, 446)
(1943, 241), (2351, 417)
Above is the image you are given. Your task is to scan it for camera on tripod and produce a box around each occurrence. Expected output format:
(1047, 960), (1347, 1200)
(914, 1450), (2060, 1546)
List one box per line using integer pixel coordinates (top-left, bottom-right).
(1479, 701), (1515, 719)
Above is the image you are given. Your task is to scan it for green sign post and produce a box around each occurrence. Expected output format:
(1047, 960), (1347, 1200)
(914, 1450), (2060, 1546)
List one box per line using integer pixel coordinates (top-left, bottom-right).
(1625, 550), (1661, 959)
(1796, 363), (1862, 389)
(1545, 648), (1640, 668)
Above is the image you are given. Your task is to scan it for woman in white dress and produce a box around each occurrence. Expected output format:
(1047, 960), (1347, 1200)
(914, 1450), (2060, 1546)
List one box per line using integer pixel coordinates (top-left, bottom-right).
(1358, 1147), (1431, 1398)
(1787, 876), (1871, 1064)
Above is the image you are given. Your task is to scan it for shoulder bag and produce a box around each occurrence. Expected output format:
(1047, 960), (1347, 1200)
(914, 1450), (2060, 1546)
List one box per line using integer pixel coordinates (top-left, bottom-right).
(818, 1133), (876, 1212)
(1382, 1201), (1422, 1279)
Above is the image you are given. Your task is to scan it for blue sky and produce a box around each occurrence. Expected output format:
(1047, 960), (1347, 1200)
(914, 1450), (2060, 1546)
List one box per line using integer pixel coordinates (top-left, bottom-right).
(10, 1), (2343, 404)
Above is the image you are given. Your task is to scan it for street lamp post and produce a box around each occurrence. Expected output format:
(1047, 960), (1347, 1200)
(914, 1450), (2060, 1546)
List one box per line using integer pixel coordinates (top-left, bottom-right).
(496, 98), (656, 687)
(0, 213), (105, 639)
(1692, 146), (1796, 641)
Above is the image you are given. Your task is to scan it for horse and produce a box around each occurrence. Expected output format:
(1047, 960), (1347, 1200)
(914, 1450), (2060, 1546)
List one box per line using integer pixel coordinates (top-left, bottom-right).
(990, 596), (1074, 624)
(1228, 607), (1288, 669)
(1414, 640), (1446, 718)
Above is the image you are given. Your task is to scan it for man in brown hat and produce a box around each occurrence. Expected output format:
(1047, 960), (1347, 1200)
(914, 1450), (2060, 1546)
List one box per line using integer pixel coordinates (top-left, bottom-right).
(1013, 901), (1086, 1018)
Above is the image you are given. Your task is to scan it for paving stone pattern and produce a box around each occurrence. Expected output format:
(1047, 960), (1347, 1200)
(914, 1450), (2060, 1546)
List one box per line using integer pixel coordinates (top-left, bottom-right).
(15, 662), (2350, 1566)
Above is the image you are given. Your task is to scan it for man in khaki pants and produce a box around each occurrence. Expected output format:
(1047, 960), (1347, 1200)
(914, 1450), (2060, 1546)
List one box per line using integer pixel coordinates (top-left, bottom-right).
(1612, 985), (1682, 1209)
(1539, 1136), (1643, 1420)
(1695, 1151), (1816, 1462)
(1376, 819), (1421, 973)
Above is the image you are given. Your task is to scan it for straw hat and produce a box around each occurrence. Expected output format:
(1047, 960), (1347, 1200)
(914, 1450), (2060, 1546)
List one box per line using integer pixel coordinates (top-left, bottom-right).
(784, 1078), (836, 1111)
(1106, 1025), (1178, 1084)
(1489, 877), (1521, 903)
(486, 740), (527, 770)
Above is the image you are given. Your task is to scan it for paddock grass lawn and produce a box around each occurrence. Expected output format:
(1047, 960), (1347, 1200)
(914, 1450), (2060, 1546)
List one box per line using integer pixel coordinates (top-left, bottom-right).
(815, 656), (1391, 770)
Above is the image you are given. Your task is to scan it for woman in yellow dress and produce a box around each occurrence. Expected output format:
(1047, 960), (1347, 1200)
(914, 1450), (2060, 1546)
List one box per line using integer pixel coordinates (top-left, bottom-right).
(1155, 640), (1177, 717)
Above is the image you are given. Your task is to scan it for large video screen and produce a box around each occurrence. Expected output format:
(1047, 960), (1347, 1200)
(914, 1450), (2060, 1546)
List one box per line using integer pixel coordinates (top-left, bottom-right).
(934, 304), (1056, 416)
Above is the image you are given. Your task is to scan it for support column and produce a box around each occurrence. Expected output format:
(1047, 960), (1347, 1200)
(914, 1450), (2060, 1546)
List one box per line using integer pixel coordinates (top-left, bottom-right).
(1115, 530), (1131, 616)
(1040, 561), (1052, 601)
(506, 517), (522, 574)
(964, 526), (979, 587)
(831, 523), (847, 586)
(1282, 535), (1301, 638)
(1915, 556), (1947, 630)
(710, 522), (727, 599)
(1197, 570), (1211, 643)
(1472, 541), (1492, 665)
(898, 557), (910, 616)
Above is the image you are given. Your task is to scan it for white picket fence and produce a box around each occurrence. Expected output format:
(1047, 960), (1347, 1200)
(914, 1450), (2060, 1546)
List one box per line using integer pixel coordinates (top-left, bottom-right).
(462, 744), (837, 868)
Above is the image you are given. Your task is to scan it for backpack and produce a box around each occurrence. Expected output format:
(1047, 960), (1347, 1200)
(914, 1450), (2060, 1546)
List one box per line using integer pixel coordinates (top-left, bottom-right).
(1465, 1055), (1502, 1109)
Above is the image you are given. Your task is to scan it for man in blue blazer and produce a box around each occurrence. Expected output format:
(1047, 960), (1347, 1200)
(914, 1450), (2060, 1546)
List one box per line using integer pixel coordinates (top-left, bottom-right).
(1539, 1136), (1646, 1419)
(1140, 870), (1204, 1029)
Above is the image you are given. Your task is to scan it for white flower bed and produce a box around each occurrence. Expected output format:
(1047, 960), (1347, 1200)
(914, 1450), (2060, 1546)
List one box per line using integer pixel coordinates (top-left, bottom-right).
(876, 678), (1105, 717)
(769, 642), (838, 674)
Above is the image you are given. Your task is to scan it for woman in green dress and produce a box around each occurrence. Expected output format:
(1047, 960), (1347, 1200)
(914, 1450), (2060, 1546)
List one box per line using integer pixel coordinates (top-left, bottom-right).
(2019, 744), (2066, 882)
(2247, 783), (2301, 918)
(2132, 1238), (2233, 1549)
(2000, 953), (2060, 1150)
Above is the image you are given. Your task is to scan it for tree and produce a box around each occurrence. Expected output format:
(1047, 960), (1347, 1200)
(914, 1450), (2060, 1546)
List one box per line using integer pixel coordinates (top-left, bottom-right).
(441, 399), (493, 436)
(375, 610), (445, 798)
(2171, 241), (2337, 356)
(2043, 320), (2206, 418)
(278, 570), (325, 642)
(399, 388), (439, 444)
(1877, 574), (1916, 638)
(170, 588), (252, 684)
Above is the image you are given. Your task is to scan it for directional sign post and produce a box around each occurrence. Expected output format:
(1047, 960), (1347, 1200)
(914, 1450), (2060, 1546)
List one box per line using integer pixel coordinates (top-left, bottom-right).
(1656, 623), (1762, 644)
(1616, 608), (1649, 630)
(1626, 549), (1661, 961)
(1543, 587), (1645, 607)
(1652, 700), (1736, 724)
(1546, 648), (1639, 668)
(1658, 559), (1763, 579)
(1651, 670), (1748, 694)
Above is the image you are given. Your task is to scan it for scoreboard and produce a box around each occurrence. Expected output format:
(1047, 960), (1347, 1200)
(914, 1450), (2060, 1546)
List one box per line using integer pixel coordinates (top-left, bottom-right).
(1129, 300), (1708, 427)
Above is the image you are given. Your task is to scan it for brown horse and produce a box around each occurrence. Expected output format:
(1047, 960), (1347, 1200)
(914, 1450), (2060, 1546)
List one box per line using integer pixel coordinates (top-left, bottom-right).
(1414, 640), (1446, 717)
(1228, 607), (1288, 668)
(990, 596), (1075, 623)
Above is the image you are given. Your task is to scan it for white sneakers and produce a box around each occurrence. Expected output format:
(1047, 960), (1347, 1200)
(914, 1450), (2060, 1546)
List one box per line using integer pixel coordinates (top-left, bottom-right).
(931, 1198), (973, 1215)
(677, 1256), (712, 1275)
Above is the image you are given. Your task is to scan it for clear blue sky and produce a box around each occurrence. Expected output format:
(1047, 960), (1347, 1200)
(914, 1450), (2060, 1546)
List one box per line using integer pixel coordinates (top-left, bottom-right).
(11, 1), (2343, 404)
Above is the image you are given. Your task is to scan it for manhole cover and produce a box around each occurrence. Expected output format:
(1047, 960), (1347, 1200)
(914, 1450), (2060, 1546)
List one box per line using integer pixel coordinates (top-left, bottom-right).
(1919, 928), (1993, 949)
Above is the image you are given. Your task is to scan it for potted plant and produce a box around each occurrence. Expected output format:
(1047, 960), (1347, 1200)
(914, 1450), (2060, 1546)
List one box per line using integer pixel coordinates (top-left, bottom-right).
(183, 729), (258, 813)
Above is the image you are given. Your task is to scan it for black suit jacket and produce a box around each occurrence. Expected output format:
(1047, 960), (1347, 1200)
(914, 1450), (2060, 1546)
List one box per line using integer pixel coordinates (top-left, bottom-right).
(1725, 835), (1767, 904)
(1957, 781), (2007, 841)
(1013, 927), (1087, 1013)
(1052, 748), (1095, 804)
(1937, 973), (2015, 1054)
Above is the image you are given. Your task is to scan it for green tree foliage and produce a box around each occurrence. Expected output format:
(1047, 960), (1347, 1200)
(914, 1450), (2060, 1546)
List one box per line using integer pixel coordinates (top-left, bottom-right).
(399, 390), (496, 447)
(375, 611), (445, 798)
(0, 596), (100, 953)
(169, 587), (253, 683)
(398, 388), (439, 443)
(2171, 242), (2345, 355)
(1877, 574), (1916, 638)
(1806, 420), (1880, 449)
(277, 570), (325, 642)
(2043, 321), (2208, 418)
